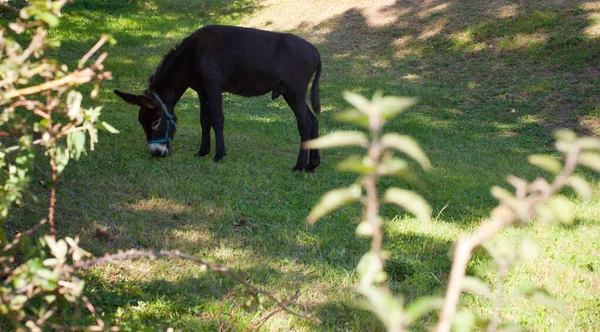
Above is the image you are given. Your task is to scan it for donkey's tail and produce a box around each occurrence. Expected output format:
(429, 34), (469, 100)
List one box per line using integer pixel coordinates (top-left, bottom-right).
(310, 53), (322, 114)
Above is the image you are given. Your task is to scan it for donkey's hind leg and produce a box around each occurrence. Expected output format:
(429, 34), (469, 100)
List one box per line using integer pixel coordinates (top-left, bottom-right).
(306, 111), (320, 171)
(282, 90), (312, 171)
(195, 92), (212, 158)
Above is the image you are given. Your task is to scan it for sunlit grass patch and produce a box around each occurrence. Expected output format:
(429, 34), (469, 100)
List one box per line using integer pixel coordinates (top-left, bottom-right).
(5, 0), (599, 330)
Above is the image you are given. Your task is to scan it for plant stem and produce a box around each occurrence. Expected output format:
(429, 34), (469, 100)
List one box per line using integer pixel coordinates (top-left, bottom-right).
(366, 111), (383, 265)
(437, 142), (583, 331)
(48, 144), (57, 239)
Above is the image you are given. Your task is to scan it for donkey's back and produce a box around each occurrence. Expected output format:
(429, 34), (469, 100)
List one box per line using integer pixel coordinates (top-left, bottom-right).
(189, 25), (321, 112)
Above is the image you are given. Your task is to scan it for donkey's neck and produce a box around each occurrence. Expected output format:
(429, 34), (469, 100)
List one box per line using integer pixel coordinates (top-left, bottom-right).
(149, 44), (191, 108)
(150, 79), (187, 109)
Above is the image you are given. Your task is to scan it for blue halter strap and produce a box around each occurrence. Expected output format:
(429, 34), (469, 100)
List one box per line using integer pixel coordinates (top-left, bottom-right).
(147, 92), (177, 145)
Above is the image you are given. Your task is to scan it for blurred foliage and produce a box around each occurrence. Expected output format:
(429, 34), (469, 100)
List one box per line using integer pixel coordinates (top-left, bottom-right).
(0, 0), (115, 330)
(307, 92), (600, 331)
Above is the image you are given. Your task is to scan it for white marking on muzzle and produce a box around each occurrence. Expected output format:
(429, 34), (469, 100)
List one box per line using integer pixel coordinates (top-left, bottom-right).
(148, 143), (169, 156)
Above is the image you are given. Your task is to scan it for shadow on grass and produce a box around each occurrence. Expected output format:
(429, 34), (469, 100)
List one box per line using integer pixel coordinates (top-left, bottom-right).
(308, 0), (600, 132)
(74, 226), (451, 330)
(53, 0), (264, 92)
(286, 0), (600, 222)
(9, 0), (600, 330)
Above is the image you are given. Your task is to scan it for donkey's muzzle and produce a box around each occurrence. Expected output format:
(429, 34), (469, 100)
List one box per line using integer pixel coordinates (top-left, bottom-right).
(148, 143), (169, 157)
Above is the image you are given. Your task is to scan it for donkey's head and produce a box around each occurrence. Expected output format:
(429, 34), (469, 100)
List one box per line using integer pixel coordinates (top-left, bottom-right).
(114, 89), (177, 157)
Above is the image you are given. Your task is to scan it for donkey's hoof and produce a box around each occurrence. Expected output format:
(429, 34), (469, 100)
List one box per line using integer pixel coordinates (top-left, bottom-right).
(306, 164), (318, 172)
(213, 155), (225, 163)
(195, 150), (209, 158)
(292, 165), (306, 172)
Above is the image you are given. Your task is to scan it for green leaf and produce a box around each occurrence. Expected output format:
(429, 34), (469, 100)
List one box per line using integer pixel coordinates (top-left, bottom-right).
(356, 221), (375, 237)
(461, 276), (491, 296)
(578, 137), (600, 151)
(404, 296), (444, 325)
(44, 294), (57, 304)
(43, 258), (58, 267)
(537, 195), (574, 225)
(377, 157), (411, 177)
(37, 12), (60, 27)
(518, 238), (539, 262)
(303, 131), (368, 150)
(498, 323), (526, 332)
(343, 91), (372, 115)
(335, 108), (369, 127)
(453, 310), (477, 332)
(554, 129), (576, 153)
(578, 152), (600, 173)
(528, 154), (562, 174)
(54, 146), (70, 174)
(69, 277), (85, 298)
(381, 133), (431, 170)
(66, 90), (83, 121)
(356, 251), (384, 282)
(535, 204), (553, 224)
(43, 235), (56, 252)
(66, 237), (92, 261)
(555, 140), (571, 153)
(357, 285), (403, 331)
(307, 184), (362, 224)
(383, 188), (431, 222)
(68, 131), (86, 160)
(491, 186), (514, 202)
(97, 121), (120, 134)
(547, 195), (574, 224)
(10, 295), (28, 309)
(518, 284), (564, 309)
(337, 155), (375, 174)
(53, 239), (68, 261)
(553, 129), (577, 143)
(568, 175), (592, 201)
(34, 268), (59, 291)
(378, 96), (418, 121)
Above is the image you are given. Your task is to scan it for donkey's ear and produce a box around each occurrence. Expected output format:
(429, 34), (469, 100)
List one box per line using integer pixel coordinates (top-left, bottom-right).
(114, 89), (155, 109)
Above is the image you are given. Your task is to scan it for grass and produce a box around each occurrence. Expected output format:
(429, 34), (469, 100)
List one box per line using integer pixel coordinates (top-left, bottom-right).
(3, 0), (600, 330)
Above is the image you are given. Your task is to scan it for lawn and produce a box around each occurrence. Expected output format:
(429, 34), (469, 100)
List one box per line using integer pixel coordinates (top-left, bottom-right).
(4, 0), (600, 330)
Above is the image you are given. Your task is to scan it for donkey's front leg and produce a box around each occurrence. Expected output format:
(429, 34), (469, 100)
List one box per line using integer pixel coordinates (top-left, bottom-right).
(208, 90), (226, 162)
(195, 92), (212, 158)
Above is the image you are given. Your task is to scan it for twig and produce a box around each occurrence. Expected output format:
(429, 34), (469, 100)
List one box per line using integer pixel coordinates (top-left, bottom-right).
(1, 219), (48, 253)
(81, 295), (105, 330)
(45, 322), (119, 332)
(436, 216), (512, 332)
(78, 36), (109, 68)
(2, 68), (98, 101)
(72, 249), (322, 324)
(48, 145), (57, 239)
(488, 263), (508, 332)
(246, 287), (300, 332)
(218, 291), (240, 332)
(434, 203), (449, 222)
(13, 28), (47, 64)
(436, 143), (582, 332)
(0, 2), (19, 13)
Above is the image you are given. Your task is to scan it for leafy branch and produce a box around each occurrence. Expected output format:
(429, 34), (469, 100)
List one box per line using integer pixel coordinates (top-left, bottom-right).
(0, 1), (118, 330)
(306, 92), (600, 331)
(72, 249), (321, 325)
(0, 0), (116, 239)
(436, 130), (600, 331)
(1, 2), (319, 330)
(305, 91), (433, 331)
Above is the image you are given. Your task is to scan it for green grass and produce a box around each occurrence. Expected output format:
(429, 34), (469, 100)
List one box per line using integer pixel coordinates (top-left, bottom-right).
(3, 0), (600, 330)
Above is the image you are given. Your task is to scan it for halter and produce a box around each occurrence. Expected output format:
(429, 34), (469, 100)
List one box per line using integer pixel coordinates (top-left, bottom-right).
(147, 92), (177, 145)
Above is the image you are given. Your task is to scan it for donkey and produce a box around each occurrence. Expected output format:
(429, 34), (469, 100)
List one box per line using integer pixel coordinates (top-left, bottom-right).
(114, 25), (322, 171)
